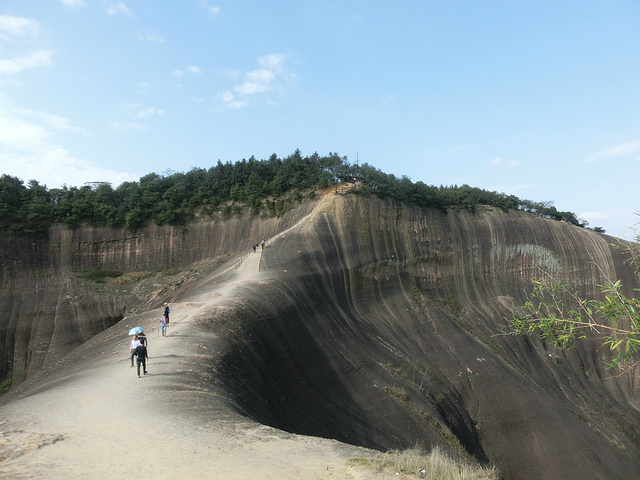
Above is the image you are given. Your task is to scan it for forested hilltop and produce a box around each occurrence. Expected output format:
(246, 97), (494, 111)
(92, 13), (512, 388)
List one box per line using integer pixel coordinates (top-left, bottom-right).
(0, 150), (587, 237)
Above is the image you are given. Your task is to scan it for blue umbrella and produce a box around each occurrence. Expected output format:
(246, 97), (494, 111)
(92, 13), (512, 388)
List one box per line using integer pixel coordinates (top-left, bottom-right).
(128, 326), (144, 335)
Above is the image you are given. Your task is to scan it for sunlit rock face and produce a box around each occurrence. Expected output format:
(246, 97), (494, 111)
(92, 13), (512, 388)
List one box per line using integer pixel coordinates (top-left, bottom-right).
(1, 192), (639, 479)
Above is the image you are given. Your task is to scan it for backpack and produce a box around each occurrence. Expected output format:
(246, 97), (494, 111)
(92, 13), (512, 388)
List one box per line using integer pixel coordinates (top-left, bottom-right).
(161, 316), (168, 324)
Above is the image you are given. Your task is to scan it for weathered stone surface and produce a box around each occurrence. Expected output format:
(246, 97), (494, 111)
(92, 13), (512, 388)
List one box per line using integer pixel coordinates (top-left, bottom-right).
(1, 192), (639, 479)
(212, 195), (640, 479)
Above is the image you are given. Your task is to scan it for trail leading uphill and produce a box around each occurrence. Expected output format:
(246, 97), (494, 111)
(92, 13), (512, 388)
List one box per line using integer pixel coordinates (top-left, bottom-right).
(0, 245), (389, 479)
(1, 192), (639, 479)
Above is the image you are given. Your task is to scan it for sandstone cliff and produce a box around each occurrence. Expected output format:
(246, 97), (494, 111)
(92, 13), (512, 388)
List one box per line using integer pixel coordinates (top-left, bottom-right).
(1, 192), (639, 479)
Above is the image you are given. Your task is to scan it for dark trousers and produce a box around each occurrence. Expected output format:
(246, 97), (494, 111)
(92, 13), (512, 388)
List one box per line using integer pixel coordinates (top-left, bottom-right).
(136, 357), (147, 376)
(130, 351), (135, 366)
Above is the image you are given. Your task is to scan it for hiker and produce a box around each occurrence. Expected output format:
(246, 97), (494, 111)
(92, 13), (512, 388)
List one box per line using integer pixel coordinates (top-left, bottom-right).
(129, 335), (140, 367)
(161, 315), (168, 337)
(163, 302), (170, 322)
(134, 340), (148, 378)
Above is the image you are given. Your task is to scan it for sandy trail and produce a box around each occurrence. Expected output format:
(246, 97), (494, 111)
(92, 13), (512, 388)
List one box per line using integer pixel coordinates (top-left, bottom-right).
(0, 247), (397, 479)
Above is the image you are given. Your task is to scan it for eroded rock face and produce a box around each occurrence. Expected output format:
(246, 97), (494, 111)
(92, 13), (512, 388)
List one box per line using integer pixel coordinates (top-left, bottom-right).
(0, 203), (315, 385)
(213, 195), (640, 480)
(1, 193), (639, 479)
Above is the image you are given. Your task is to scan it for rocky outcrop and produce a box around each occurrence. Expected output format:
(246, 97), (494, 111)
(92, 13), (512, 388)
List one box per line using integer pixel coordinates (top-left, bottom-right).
(1, 191), (639, 479)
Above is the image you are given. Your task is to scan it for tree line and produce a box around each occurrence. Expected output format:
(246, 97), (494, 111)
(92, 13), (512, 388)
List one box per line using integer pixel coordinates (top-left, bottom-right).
(0, 150), (587, 238)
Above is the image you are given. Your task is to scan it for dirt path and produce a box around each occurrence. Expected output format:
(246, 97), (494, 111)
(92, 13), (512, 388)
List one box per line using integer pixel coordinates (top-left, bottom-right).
(0, 246), (399, 479)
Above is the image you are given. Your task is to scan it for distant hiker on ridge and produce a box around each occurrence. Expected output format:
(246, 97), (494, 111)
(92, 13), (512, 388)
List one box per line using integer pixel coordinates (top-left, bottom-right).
(163, 302), (170, 322)
(161, 314), (168, 337)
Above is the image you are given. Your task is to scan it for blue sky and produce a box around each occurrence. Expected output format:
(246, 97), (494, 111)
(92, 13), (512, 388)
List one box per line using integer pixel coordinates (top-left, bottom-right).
(1, 1), (639, 239)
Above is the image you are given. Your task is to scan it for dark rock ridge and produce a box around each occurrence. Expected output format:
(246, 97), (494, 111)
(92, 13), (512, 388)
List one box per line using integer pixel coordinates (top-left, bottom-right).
(2, 192), (640, 479)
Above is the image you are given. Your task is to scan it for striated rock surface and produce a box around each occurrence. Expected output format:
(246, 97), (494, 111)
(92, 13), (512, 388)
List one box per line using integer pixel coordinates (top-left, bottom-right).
(1, 191), (639, 479)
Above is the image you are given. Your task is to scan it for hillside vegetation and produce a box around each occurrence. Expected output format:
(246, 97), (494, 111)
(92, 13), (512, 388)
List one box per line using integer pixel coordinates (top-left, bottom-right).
(0, 150), (586, 237)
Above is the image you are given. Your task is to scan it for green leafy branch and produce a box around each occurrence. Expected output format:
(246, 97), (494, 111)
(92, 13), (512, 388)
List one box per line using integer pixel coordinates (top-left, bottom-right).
(507, 270), (640, 374)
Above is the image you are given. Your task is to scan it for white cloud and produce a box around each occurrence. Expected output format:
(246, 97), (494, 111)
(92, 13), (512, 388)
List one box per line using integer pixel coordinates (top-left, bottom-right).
(60, 0), (87, 8)
(110, 104), (163, 130)
(129, 106), (165, 118)
(587, 140), (640, 163)
(106, 2), (132, 17)
(0, 16), (40, 39)
(449, 145), (469, 152)
(216, 91), (246, 110)
(0, 50), (54, 75)
(137, 32), (164, 43)
(220, 91), (235, 103)
(0, 146), (137, 188)
(234, 80), (269, 96)
(218, 53), (293, 111)
(258, 53), (285, 71)
(0, 105), (136, 188)
(174, 65), (201, 77)
(0, 115), (50, 148)
(196, 0), (220, 17)
(15, 108), (90, 135)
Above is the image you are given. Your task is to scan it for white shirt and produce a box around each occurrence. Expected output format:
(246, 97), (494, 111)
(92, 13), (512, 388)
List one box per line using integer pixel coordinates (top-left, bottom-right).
(130, 339), (141, 351)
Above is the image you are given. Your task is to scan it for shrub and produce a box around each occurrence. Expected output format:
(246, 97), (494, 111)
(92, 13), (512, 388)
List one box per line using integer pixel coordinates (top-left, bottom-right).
(79, 267), (123, 283)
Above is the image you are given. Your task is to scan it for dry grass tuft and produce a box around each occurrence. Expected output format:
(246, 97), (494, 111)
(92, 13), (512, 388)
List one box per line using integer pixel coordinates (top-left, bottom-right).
(367, 446), (499, 480)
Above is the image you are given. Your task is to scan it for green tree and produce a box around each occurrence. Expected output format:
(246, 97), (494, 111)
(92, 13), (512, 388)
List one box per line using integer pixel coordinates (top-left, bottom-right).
(23, 180), (52, 236)
(0, 175), (28, 234)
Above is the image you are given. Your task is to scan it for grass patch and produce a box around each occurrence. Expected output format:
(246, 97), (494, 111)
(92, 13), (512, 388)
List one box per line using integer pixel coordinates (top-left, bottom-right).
(118, 271), (152, 285)
(368, 446), (498, 479)
(79, 267), (122, 283)
(161, 268), (180, 276)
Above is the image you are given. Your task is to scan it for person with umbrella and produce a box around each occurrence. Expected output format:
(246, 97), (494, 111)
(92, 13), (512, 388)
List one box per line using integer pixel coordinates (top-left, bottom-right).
(128, 327), (147, 366)
(129, 334), (140, 367)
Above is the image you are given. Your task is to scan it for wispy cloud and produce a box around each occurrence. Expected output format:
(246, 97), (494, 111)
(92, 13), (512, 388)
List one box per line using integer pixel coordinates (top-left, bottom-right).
(0, 16), (40, 39)
(136, 81), (158, 96)
(110, 104), (163, 131)
(449, 145), (469, 152)
(216, 91), (247, 110)
(119, 103), (165, 119)
(137, 32), (163, 43)
(196, 0), (220, 18)
(587, 140), (640, 163)
(218, 53), (293, 111)
(489, 157), (521, 168)
(0, 103), (135, 188)
(130, 106), (165, 119)
(60, 0), (87, 8)
(15, 108), (90, 135)
(174, 65), (201, 77)
(106, 2), (132, 17)
(0, 50), (55, 75)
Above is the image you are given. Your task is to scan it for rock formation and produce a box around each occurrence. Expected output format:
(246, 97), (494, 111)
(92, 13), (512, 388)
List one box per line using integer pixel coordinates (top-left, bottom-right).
(1, 191), (639, 479)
